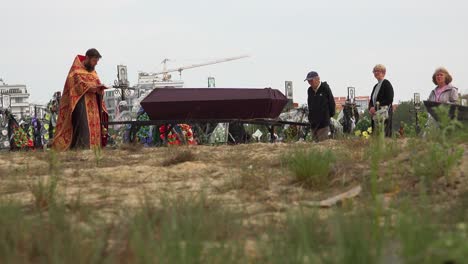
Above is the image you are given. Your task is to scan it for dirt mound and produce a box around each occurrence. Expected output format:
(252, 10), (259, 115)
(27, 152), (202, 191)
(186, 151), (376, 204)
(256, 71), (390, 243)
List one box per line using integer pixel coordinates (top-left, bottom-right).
(0, 140), (466, 222)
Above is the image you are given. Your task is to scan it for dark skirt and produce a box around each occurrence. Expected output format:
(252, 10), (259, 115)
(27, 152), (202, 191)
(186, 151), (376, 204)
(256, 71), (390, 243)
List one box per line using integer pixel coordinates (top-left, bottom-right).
(371, 108), (393, 138)
(70, 96), (90, 149)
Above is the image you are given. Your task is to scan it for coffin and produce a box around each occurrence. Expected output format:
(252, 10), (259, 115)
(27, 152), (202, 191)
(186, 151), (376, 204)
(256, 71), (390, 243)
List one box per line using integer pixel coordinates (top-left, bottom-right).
(423, 101), (468, 123)
(140, 88), (288, 120)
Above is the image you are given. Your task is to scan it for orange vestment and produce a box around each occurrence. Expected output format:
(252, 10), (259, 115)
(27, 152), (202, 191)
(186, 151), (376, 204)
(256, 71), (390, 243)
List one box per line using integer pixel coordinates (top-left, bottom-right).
(52, 55), (108, 151)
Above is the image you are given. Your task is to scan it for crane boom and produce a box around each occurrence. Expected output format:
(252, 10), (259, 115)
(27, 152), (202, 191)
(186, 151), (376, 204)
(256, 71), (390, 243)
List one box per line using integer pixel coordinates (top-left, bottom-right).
(152, 55), (250, 76)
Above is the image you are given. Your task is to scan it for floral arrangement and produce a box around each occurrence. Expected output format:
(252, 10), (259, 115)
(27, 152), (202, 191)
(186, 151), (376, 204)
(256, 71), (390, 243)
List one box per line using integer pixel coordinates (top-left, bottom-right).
(13, 127), (33, 149)
(159, 124), (196, 145)
(354, 126), (373, 139)
(136, 112), (153, 146)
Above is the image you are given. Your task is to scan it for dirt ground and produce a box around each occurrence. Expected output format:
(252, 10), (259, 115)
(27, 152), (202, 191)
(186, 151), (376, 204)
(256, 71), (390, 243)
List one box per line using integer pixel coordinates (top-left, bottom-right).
(0, 140), (467, 223)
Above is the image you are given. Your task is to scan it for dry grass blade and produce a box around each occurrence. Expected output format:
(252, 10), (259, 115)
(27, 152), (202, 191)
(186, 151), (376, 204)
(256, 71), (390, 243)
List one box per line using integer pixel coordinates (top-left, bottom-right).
(301, 185), (362, 208)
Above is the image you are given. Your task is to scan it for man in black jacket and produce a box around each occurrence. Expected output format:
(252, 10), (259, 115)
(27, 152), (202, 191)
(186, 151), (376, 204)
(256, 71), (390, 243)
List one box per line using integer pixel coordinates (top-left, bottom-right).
(305, 71), (336, 142)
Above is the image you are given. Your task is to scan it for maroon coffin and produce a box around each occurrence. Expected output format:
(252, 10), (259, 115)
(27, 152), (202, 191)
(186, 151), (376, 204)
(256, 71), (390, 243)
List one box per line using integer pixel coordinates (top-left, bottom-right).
(140, 88), (288, 120)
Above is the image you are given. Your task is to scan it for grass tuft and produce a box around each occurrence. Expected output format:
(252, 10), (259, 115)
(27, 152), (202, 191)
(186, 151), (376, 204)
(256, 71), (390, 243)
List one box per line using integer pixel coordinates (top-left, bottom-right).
(162, 149), (196, 166)
(29, 176), (58, 211)
(284, 148), (336, 188)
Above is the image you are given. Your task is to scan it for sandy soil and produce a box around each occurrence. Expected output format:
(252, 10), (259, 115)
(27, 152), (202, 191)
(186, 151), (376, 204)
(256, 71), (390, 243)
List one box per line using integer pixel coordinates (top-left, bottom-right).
(0, 140), (466, 223)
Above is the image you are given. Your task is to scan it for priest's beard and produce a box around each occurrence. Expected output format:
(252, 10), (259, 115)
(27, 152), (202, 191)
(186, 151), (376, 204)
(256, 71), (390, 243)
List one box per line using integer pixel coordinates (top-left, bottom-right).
(84, 62), (95, 72)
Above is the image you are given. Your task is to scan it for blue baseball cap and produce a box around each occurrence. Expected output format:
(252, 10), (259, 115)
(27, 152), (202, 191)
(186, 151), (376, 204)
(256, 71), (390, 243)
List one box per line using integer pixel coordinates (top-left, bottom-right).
(304, 71), (319, 81)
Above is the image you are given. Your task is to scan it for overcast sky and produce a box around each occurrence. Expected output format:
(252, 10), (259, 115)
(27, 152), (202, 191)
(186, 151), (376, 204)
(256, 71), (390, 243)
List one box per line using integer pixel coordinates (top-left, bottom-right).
(1, 0), (467, 105)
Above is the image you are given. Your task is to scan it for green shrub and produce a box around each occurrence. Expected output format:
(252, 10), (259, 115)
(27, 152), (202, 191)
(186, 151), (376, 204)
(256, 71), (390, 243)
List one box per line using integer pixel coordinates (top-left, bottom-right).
(411, 106), (464, 185)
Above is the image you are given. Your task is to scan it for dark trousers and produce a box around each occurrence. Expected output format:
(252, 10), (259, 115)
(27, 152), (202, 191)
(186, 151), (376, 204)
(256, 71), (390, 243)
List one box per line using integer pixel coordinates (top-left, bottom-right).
(310, 126), (330, 142)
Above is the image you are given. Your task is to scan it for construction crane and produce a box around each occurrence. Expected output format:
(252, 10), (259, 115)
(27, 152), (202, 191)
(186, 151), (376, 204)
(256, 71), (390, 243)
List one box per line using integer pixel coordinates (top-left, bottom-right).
(153, 55), (250, 81)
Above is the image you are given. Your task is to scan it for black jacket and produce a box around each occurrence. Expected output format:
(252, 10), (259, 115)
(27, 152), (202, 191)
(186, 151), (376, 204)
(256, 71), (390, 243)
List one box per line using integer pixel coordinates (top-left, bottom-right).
(307, 82), (336, 129)
(369, 79), (394, 109)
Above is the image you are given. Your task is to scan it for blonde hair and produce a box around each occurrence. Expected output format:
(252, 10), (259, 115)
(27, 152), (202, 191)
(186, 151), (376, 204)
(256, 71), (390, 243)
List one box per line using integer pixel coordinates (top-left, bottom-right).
(432, 67), (452, 85)
(373, 64), (386, 74)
